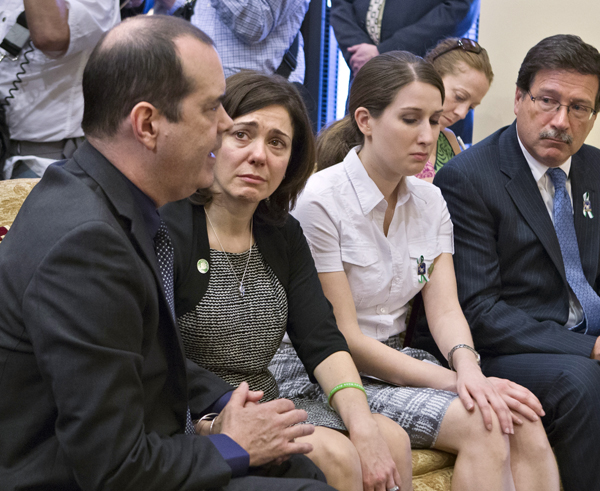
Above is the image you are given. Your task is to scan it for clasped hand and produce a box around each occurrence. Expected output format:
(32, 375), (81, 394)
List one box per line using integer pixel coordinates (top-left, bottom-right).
(215, 382), (315, 467)
(348, 43), (379, 75)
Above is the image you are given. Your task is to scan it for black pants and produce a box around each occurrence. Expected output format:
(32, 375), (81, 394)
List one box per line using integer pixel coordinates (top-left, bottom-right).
(483, 353), (600, 491)
(218, 455), (333, 491)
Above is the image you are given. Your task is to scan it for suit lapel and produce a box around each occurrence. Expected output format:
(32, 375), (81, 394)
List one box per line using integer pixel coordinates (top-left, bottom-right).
(500, 123), (567, 283)
(72, 143), (187, 360)
(571, 151), (600, 284)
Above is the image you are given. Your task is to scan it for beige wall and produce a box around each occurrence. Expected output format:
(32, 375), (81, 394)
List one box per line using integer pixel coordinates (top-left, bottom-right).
(474, 0), (600, 148)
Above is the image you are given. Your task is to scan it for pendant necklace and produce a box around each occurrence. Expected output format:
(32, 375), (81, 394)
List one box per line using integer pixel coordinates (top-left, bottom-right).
(206, 211), (253, 297)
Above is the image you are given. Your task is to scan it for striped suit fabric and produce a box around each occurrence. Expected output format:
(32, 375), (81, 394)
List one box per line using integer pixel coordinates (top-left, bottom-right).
(413, 121), (600, 491)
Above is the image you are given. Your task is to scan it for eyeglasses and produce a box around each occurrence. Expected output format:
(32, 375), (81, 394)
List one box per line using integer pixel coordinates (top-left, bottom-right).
(527, 91), (597, 121)
(430, 38), (482, 62)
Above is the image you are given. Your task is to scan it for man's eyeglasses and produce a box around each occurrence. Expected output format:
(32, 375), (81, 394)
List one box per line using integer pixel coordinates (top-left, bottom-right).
(430, 38), (482, 62)
(527, 91), (597, 121)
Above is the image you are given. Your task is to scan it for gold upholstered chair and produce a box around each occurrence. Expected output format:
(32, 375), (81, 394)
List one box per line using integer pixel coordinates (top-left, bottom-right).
(0, 178), (40, 243)
(411, 449), (455, 490)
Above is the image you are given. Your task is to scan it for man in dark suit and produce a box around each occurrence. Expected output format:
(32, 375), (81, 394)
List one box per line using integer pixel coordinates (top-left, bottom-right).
(330, 0), (478, 76)
(414, 35), (600, 490)
(0, 15), (331, 491)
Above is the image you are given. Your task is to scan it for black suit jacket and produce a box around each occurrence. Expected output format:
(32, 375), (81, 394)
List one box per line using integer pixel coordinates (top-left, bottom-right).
(330, 0), (477, 63)
(160, 199), (349, 383)
(0, 142), (236, 490)
(413, 122), (599, 359)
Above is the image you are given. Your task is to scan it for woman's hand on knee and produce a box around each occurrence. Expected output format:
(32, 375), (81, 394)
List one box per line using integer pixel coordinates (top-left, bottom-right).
(455, 364), (514, 435)
(487, 377), (545, 423)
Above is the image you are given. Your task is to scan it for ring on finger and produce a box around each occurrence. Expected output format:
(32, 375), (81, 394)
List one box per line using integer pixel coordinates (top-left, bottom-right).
(387, 486), (400, 491)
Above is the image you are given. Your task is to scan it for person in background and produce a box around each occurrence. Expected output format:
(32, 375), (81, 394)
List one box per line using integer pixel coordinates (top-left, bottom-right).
(413, 34), (600, 491)
(415, 37), (493, 181)
(0, 0), (120, 179)
(330, 0), (478, 77)
(284, 50), (560, 491)
(162, 70), (411, 491)
(186, 0), (310, 83)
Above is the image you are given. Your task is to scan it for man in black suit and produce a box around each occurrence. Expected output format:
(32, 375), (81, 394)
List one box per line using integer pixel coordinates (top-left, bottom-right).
(0, 15), (331, 491)
(414, 35), (600, 490)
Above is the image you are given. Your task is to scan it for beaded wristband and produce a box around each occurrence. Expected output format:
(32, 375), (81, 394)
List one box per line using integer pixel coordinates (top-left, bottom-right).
(327, 382), (367, 409)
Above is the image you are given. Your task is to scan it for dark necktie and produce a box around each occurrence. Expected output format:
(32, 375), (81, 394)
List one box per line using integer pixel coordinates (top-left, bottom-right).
(153, 220), (196, 435)
(154, 220), (175, 319)
(547, 167), (600, 335)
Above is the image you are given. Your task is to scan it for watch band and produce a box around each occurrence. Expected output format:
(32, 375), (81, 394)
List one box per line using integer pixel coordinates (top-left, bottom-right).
(447, 344), (480, 371)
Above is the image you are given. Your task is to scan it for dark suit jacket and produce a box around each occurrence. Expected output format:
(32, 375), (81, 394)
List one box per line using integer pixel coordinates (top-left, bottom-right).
(330, 0), (477, 63)
(0, 142), (236, 490)
(412, 122), (599, 359)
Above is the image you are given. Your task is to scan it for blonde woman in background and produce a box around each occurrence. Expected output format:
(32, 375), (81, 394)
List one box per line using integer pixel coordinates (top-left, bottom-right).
(415, 37), (493, 181)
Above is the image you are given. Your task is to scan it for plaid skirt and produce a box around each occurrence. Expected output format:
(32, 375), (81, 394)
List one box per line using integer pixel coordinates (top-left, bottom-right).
(268, 336), (457, 448)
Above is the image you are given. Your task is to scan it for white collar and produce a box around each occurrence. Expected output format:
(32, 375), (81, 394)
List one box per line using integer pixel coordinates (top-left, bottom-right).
(516, 127), (571, 183)
(343, 147), (386, 215)
(343, 147), (422, 215)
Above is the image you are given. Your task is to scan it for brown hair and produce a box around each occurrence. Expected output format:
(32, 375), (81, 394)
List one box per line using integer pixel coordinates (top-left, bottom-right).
(516, 34), (600, 111)
(426, 37), (494, 85)
(191, 71), (315, 225)
(317, 51), (444, 171)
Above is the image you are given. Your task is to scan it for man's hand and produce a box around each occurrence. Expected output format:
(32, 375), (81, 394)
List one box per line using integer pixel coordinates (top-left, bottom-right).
(348, 43), (379, 75)
(216, 382), (315, 467)
(591, 337), (600, 360)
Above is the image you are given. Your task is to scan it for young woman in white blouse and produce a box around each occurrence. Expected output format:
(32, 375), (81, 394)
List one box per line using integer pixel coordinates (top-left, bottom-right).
(274, 51), (560, 491)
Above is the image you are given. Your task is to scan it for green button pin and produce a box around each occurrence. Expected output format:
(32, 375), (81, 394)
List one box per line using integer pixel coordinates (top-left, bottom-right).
(197, 258), (209, 274)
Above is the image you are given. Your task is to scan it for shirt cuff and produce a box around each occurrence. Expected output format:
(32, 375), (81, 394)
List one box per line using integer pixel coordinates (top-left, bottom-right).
(208, 434), (249, 477)
(207, 391), (232, 413)
(312, 252), (344, 273)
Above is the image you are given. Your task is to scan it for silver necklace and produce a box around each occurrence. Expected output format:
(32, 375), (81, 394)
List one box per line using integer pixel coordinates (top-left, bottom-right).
(206, 211), (253, 297)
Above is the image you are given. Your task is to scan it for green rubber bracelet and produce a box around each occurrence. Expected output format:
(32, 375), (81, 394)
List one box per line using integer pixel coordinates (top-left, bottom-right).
(327, 382), (367, 409)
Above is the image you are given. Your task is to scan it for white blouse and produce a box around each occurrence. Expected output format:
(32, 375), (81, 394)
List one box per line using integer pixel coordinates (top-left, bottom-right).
(292, 148), (453, 342)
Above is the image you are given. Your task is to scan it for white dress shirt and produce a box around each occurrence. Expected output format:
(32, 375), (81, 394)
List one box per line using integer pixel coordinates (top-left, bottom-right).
(517, 132), (583, 328)
(292, 147), (454, 342)
(0, 0), (120, 177)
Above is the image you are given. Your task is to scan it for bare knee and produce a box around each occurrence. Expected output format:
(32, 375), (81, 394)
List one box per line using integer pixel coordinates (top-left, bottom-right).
(300, 427), (362, 489)
(511, 418), (552, 457)
(372, 413), (411, 456)
(321, 433), (361, 471)
(437, 400), (510, 464)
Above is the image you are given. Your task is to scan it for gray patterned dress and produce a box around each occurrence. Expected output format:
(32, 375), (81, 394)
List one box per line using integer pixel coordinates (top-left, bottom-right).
(178, 244), (343, 427)
(270, 337), (457, 449)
